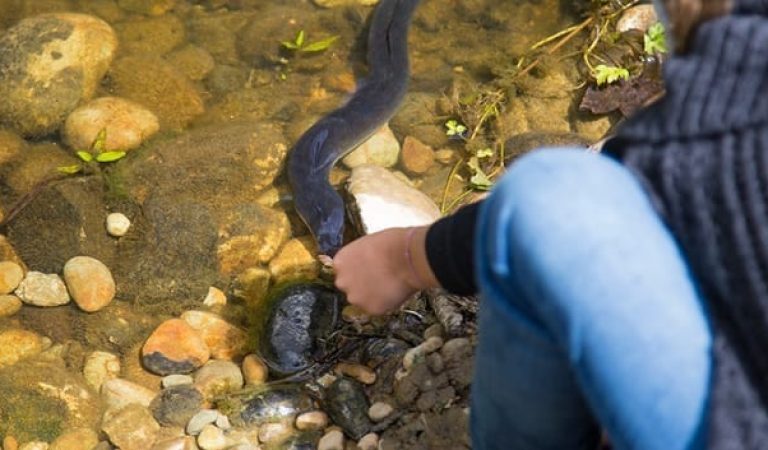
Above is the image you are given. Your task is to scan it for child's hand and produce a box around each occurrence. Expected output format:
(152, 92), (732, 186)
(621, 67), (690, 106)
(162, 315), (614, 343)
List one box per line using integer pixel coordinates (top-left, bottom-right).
(333, 226), (439, 315)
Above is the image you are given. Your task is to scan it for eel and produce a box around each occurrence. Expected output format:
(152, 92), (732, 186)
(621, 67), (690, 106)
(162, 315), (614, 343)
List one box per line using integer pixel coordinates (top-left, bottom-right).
(287, 0), (420, 257)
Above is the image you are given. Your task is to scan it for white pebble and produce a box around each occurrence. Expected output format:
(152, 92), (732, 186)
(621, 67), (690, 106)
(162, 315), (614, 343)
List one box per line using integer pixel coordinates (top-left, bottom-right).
(318, 428), (344, 450)
(358, 433), (379, 450)
(202, 286), (226, 307)
(162, 374), (194, 388)
(106, 212), (131, 237)
(368, 402), (394, 422)
(14, 272), (70, 307)
(215, 412), (231, 430)
(295, 410), (328, 431)
(186, 409), (219, 435)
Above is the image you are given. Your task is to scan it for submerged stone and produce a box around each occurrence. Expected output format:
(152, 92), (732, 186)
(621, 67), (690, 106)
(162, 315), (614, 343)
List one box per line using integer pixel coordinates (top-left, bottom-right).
(257, 282), (341, 377)
(231, 384), (316, 426)
(325, 377), (372, 440)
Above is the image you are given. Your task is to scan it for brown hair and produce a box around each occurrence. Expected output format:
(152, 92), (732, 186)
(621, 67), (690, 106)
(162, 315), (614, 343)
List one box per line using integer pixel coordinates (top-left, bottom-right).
(661, 0), (734, 52)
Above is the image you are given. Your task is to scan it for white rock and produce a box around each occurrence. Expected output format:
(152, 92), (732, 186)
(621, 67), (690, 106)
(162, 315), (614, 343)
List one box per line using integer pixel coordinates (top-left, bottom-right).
(63, 96), (160, 151)
(83, 350), (121, 391)
(187, 409), (219, 435)
(357, 433), (379, 450)
(215, 412), (231, 430)
(368, 402), (394, 422)
(197, 424), (228, 450)
(257, 422), (293, 445)
(202, 286), (226, 307)
(101, 378), (157, 411)
(106, 212), (131, 237)
(346, 165), (441, 235)
(295, 410), (328, 431)
(15, 272), (70, 307)
(162, 374), (194, 388)
(318, 428), (344, 450)
(342, 124), (400, 169)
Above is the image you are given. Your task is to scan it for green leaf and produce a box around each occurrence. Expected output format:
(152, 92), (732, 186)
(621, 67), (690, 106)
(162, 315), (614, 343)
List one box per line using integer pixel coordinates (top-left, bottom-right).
(467, 157), (493, 190)
(594, 64), (630, 86)
(644, 22), (667, 55)
(445, 119), (467, 137)
(57, 164), (83, 174)
(95, 151), (126, 162)
(91, 128), (108, 153)
(281, 40), (300, 50)
(296, 30), (305, 48)
(301, 35), (340, 53)
(76, 151), (94, 162)
(476, 147), (494, 158)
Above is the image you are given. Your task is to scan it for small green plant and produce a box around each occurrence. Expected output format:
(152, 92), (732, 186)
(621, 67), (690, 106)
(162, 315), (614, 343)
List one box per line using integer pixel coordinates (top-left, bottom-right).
(644, 22), (667, 55)
(444, 119), (467, 138)
(281, 30), (339, 53)
(58, 128), (126, 175)
(594, 64), (630, 86)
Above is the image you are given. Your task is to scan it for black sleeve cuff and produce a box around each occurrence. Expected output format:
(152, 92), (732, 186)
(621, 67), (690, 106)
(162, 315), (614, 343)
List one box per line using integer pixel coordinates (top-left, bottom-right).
(424, 201), (482, 295)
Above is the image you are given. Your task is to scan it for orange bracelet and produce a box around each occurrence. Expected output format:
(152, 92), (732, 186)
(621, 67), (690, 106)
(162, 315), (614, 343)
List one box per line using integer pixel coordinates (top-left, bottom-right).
(405, 227), (427, 288)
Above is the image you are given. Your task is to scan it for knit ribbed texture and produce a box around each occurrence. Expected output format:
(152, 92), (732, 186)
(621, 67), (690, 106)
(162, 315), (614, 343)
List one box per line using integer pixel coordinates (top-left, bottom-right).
(606, 6), (768, 447)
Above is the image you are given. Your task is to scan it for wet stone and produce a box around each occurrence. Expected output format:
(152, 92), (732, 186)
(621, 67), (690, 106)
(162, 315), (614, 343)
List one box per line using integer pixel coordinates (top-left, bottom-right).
(62, 96), (159, 152)
(106, 212), (131, 237)
(142, 318), (210, 376)
(101, 403), (160, 450)
(295, 410), (328, 431)
(258, 421), (294, 446)
(357, 433), (379, 450)
(335, 362), (376, 385)
(150, 384), (204, 427)
(181, 310), (247, 361)
(361, 338), (410, 368)
(193, 359), (244, 400)
(83, 350), (121, 391)
(186, 409), (218, 436)
(0, 294), (22, 317)
(203, 286), (227, 308)
(367, 402), (394, 422)
(400, 136), (436, 175)
(441, 338), (474, 390)
(63, 256), (116, 312)
(162, 374), (194, 388)
(101, 378), (158, 411)
(237, 384), (316, 426)
(0, 260), (23, 294)
(198, 424), (227, 449)
(14, 272), (70, 307)
(150, 436), (198, 450)
(0, 328), (43, 367)
(342, 124), (400, 169)
(318, 428), (344, 450)
(49, 427), (99, 450)
(325, 378), (372, 440)
(241, 354), (268, 386)
(258, 283), (341, 377)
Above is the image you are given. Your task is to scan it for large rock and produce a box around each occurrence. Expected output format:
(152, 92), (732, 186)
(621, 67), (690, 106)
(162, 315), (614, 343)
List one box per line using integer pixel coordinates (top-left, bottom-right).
(346, 165), (441, 235)
(0, 13), (117, 136)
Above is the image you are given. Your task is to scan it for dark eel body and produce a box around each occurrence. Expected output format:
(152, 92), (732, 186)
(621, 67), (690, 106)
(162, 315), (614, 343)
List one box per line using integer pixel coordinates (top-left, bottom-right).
(287, 0), (420, 256)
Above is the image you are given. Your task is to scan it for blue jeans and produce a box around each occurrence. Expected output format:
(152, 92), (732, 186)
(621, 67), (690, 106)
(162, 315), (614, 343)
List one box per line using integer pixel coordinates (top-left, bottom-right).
(471, 149), (712, 450)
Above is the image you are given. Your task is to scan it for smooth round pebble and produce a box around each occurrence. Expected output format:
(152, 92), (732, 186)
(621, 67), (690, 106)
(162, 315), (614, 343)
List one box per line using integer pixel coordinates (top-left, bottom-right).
(0, 261), (23, 294)
(335, 362), (376, 385)
(295, 410), (328, 431)
(63, 256), (116, 312)
(241, 354), (268, 385)
(318, 428), (344, 450)
(106, 212), (131, 237)
(357, 433), (379, 450)
(367, 402), (394, 422)
(0, 295), (22, 317)
(63, 96), (159, 151)
(14, 271), (70, 307)
(197, 424), (227, 450)
(49, 427), (99, 450)
(193, 360), (244, 400)
(186, 409), (219, 436)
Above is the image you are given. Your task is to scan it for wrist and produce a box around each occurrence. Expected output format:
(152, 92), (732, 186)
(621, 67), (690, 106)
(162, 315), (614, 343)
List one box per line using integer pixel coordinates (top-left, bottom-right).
(402, 226), (439, 291)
